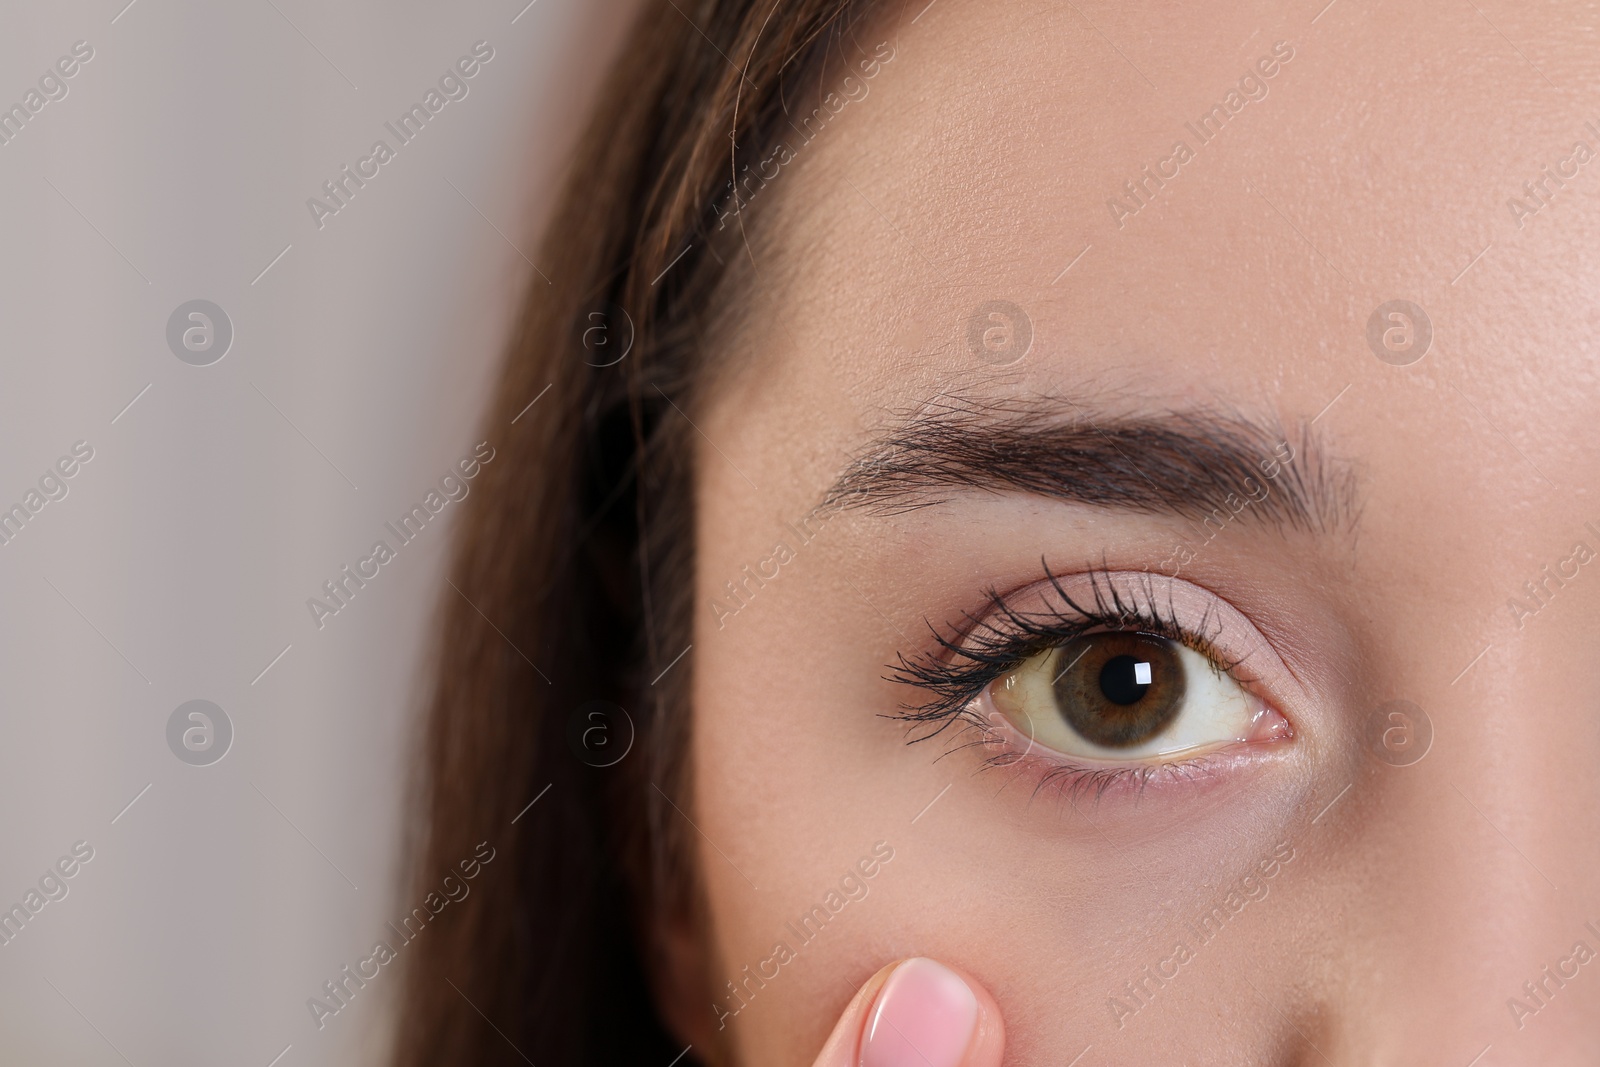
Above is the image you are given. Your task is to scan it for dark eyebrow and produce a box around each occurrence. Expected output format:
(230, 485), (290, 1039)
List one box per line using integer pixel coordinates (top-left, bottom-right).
(817, 394), (1357, 535)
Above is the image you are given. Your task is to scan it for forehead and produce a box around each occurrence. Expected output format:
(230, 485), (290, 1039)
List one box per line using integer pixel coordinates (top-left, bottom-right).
(709, 0), (1600, 514)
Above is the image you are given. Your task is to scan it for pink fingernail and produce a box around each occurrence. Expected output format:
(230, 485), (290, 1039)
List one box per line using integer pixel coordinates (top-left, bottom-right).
(859, 958), (978, 1067)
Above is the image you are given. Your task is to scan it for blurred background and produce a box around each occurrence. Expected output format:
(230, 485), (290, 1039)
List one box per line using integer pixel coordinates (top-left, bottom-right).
(0, 1), (626, 1062)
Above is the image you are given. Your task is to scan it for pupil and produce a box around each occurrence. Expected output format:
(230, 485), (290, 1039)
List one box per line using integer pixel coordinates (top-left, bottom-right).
(1099, 654), (1150, 705)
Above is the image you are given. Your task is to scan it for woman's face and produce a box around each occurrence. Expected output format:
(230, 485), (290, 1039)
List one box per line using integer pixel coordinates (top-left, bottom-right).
(684, 0), (1600, 1061)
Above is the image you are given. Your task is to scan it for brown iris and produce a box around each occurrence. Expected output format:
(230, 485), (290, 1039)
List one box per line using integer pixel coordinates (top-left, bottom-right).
(1048, 633), (1186, 748)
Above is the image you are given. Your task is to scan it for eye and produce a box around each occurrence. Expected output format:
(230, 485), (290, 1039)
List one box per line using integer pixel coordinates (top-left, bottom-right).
(890, 565), (1303, 793)
(990, 630), (1290, 763)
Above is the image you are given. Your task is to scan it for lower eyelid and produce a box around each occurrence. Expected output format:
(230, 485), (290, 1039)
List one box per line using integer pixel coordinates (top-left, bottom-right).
(968, 694), (1294, 803)
(1016, 742), (1291, 803)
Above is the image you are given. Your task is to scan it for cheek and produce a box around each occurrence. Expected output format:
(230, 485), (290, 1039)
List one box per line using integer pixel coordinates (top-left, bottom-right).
(690, 543), (1314, 1064)
(691, 561), (933, 1061)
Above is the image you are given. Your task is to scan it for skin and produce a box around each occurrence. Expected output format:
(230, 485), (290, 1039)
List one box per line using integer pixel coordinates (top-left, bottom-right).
(666, 0), (1600, 1062)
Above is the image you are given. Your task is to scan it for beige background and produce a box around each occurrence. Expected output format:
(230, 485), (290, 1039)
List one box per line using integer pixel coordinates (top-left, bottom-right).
(0, 0), (627, 1062)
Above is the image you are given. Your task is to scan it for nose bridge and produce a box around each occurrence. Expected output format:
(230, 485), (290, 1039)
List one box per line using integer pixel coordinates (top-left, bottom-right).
(1323, 642), (1600, 1063)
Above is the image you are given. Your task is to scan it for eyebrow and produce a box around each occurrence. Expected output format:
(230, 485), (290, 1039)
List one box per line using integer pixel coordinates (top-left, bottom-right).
(817, 394), (1358, 535)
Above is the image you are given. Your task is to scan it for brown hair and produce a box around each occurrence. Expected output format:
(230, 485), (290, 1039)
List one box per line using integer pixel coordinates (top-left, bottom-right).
(393, 2), (889, 1063)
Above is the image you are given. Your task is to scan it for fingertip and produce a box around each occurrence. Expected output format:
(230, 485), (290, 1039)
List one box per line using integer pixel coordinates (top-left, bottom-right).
(957, 963), (1005, 1067)
(810, 957), (1004, 1067)
(809, 959), (903, 1067)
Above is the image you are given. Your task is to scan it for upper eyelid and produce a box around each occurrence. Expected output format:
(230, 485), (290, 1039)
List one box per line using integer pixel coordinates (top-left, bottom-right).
(887, 568), (1196, 732)
(939, 565), (1232, 668)
(888, 566), (1302, 730)
(1058, 568), (1316, 711)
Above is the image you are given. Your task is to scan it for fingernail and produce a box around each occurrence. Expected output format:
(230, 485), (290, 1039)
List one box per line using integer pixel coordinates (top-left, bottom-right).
(859, 958), (978, 1067)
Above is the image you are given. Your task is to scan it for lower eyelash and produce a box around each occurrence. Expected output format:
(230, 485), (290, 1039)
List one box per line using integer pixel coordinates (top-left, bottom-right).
(885, 561), (1238, 742)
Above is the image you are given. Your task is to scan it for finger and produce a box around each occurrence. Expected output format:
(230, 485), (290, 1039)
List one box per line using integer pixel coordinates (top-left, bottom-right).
(811, 957), (1005, 1067)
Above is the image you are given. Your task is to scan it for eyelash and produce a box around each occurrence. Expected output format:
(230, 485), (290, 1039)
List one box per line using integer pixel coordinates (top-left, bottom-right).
(888, 562), (1258, 795)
